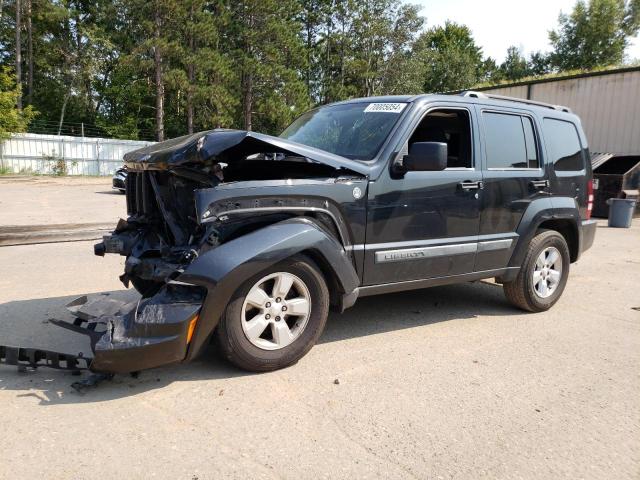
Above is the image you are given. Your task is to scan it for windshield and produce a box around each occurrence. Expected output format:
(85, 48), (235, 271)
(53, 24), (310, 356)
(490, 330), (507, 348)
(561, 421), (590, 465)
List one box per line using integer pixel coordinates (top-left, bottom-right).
(280, 102), (407, 160)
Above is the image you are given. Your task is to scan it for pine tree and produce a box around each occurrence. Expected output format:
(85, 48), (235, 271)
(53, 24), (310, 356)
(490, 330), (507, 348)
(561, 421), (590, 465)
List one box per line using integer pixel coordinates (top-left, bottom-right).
(226, 0), (310, 132)
(167, 0), (236, 134)
(375, 2), (424, 95)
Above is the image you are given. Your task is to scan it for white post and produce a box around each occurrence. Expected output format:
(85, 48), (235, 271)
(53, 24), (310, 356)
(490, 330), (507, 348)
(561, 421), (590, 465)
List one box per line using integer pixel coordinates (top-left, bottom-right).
(0, 138), (5, 172)
(96, 138), (100, 176)
(59, 136), (65, 175)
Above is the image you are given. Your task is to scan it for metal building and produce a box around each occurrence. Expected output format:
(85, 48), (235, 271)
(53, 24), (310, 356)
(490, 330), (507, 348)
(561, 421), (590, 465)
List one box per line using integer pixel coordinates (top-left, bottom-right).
(476, 66), (640, 155)
(476, 67), (640, 216)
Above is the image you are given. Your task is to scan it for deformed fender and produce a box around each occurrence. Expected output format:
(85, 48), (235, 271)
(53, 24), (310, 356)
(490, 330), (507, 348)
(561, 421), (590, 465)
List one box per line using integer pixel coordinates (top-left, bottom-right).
(179, 217), (360, 360)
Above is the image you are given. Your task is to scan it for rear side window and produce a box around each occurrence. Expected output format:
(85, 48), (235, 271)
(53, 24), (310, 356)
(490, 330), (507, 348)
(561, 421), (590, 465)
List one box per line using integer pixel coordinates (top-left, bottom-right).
(483, 112), (539, 169)
(543, 118), (584, 171)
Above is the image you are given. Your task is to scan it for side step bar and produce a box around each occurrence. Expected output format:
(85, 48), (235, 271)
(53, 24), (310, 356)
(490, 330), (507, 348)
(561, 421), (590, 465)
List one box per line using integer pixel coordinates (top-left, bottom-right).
(0, 345), (92, 371)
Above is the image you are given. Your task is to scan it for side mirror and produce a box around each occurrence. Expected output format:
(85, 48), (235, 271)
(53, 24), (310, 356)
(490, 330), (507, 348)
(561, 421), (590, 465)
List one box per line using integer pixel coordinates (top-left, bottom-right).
(403, 142), (447, 172)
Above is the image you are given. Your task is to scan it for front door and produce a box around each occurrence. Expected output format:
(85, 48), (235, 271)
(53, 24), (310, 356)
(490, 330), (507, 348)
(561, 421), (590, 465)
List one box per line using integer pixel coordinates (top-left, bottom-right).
(363, 106), (483, 286)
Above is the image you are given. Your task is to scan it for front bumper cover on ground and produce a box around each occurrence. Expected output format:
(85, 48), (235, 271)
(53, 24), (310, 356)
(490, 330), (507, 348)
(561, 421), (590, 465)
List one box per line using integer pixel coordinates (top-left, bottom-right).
(1, 284), (204, 375)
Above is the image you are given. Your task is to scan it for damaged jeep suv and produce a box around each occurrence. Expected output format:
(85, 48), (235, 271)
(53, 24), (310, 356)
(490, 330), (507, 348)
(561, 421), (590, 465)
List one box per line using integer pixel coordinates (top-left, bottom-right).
(86, 92), (596, 373)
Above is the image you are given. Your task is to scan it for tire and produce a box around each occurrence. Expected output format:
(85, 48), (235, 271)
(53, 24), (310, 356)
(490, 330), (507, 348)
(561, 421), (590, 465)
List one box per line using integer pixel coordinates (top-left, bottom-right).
(216, 255), (330, 372)
(503, 229), (571, 312)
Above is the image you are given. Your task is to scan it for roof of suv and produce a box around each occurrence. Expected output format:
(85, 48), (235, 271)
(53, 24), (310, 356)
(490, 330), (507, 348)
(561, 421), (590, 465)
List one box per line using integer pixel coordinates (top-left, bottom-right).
(331, 93), (577, 121)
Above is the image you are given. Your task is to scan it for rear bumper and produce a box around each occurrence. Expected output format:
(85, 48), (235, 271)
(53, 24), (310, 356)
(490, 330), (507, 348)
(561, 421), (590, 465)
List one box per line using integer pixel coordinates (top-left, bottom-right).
(578, 219), (597, 258)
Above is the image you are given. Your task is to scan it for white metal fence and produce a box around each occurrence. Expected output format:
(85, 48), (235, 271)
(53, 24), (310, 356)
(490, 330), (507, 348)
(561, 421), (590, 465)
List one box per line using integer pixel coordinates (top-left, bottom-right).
(0, 133), (155, 176)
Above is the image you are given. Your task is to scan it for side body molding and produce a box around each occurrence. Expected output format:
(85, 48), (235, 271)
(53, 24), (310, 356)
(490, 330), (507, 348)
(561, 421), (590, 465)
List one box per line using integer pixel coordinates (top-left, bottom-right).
(179, 218), (360, 360)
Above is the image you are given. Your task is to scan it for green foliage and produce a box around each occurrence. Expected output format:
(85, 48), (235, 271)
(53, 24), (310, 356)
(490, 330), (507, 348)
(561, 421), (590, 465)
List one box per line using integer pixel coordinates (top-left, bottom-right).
(500, 46), (530, 81)
(45, 154), (67, 176)
(528, 51), (552, 76)
(0, 67), (37, 140)
(0, 0), (638, 140)
(225, 0), (310, 132)
(414, 21), (485, 93)
(549, 0), (640, 70)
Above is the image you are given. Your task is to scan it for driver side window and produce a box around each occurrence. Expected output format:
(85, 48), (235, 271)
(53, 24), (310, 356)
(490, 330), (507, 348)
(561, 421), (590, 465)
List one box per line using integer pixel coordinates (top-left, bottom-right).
(408, 109), (473, 169)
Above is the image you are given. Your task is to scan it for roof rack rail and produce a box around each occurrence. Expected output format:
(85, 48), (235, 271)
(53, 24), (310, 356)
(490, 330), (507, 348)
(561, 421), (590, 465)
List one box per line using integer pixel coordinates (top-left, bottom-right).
(459, 91), (572, 113)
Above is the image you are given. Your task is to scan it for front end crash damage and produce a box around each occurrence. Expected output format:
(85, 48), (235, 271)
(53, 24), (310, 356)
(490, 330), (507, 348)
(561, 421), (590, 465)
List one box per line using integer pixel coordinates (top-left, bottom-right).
(3, 130), (367, 376)
(95, 130), (367, 296)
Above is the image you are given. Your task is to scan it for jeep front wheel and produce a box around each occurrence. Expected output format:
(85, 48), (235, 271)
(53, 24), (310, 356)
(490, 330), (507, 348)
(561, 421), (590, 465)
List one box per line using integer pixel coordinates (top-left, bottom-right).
(503, 230), (571, 312)
(216, 255), (329, 372)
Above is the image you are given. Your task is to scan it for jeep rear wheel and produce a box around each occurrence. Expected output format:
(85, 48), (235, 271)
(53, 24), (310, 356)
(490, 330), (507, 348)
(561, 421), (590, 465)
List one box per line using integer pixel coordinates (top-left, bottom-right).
(503, 230), (571, 312)
(216, 255), (329, 372)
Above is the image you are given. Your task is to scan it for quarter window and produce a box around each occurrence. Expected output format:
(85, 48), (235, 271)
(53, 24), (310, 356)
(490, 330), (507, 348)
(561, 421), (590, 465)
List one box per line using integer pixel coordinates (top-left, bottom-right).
(483, 112), (539, 169)
(543, 118), (584, 171)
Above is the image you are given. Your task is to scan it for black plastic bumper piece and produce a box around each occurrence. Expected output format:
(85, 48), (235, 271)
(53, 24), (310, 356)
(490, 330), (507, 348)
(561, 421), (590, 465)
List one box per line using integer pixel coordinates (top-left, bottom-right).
(0, 345), (92, 371)
(579, 219), (597, 257)
(87, 285), (204, 374)
(1, 286), (204, 376)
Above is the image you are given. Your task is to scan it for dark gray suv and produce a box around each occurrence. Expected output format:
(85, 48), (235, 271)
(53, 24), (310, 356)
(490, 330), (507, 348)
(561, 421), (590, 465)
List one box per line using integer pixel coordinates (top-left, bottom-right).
(2, 92), (597, 376)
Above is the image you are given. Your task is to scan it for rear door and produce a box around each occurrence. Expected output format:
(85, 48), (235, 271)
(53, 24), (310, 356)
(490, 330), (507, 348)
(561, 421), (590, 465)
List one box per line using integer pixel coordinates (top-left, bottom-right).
(474, 106), (549, 271)
(541, 117), (591, 220)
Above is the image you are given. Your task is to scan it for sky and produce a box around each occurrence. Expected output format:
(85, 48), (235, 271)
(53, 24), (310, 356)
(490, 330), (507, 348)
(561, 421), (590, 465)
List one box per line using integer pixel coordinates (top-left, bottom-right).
(414, 0), (640, 63)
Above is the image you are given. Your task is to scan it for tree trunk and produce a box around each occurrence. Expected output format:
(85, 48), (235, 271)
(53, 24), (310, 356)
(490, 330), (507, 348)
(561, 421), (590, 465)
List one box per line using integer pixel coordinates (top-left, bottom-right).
(26, 0), (33, 105)
(187, 64), (194, 134)
(57, 93), (69, 135)
(305, 7), (313, 95)
(241, 10), (254, 131)
(15, 0), (22, 110)
(242, 72), (253, 131)
(154, 3), (165, 142)
(323, 7), (332, 104)
(186, 4), (195, 134)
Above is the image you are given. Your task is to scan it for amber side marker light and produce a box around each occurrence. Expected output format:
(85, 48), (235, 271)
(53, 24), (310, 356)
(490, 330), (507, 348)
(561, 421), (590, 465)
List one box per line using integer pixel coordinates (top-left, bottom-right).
(187, 314), (200, 344)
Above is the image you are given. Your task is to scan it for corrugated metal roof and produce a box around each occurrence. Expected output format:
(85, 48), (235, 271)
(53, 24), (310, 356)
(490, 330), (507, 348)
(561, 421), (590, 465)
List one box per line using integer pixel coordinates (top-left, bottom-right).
(591, 152), (615, 169)
(475, 66), (640, 90)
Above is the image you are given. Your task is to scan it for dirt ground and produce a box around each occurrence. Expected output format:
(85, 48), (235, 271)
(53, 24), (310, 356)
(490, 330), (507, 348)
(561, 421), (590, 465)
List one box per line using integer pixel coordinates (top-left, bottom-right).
(0, 217), (638, 479)
(0, 175), (125, 227)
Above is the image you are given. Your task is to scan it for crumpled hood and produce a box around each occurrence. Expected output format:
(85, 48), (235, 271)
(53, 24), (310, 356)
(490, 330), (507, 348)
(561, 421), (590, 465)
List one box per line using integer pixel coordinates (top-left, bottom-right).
(123, 129), (370, 176)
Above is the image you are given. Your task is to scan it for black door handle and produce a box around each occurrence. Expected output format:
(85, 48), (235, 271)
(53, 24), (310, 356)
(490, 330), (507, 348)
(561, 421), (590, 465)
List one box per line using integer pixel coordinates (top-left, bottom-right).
(529, 179), (549, 189)
(458, 181), (483, 191)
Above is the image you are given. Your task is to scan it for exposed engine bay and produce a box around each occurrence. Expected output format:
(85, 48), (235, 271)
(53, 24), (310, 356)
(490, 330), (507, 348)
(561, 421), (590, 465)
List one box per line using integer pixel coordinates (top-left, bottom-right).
(94, 129), (367, 298)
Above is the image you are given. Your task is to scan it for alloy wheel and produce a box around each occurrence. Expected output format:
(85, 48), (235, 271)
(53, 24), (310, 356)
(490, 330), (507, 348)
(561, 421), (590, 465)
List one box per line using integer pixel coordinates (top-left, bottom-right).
(532, 246), (563, 298)
(241, 272), (312, 350)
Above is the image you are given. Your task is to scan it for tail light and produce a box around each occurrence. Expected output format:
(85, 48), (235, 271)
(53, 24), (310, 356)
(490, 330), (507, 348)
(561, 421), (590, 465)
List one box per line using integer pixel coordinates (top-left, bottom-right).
(586, 179), (594, 220)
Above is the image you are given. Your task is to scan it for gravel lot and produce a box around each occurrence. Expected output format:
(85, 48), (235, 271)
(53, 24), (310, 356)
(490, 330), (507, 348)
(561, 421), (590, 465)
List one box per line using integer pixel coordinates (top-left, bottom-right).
(0, 211), (638, 479)
(0, 175), (125, 226)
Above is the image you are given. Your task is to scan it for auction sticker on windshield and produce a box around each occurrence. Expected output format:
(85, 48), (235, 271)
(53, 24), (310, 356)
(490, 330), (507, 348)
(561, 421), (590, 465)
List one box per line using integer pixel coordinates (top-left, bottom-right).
(363, 103), (407, 113)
